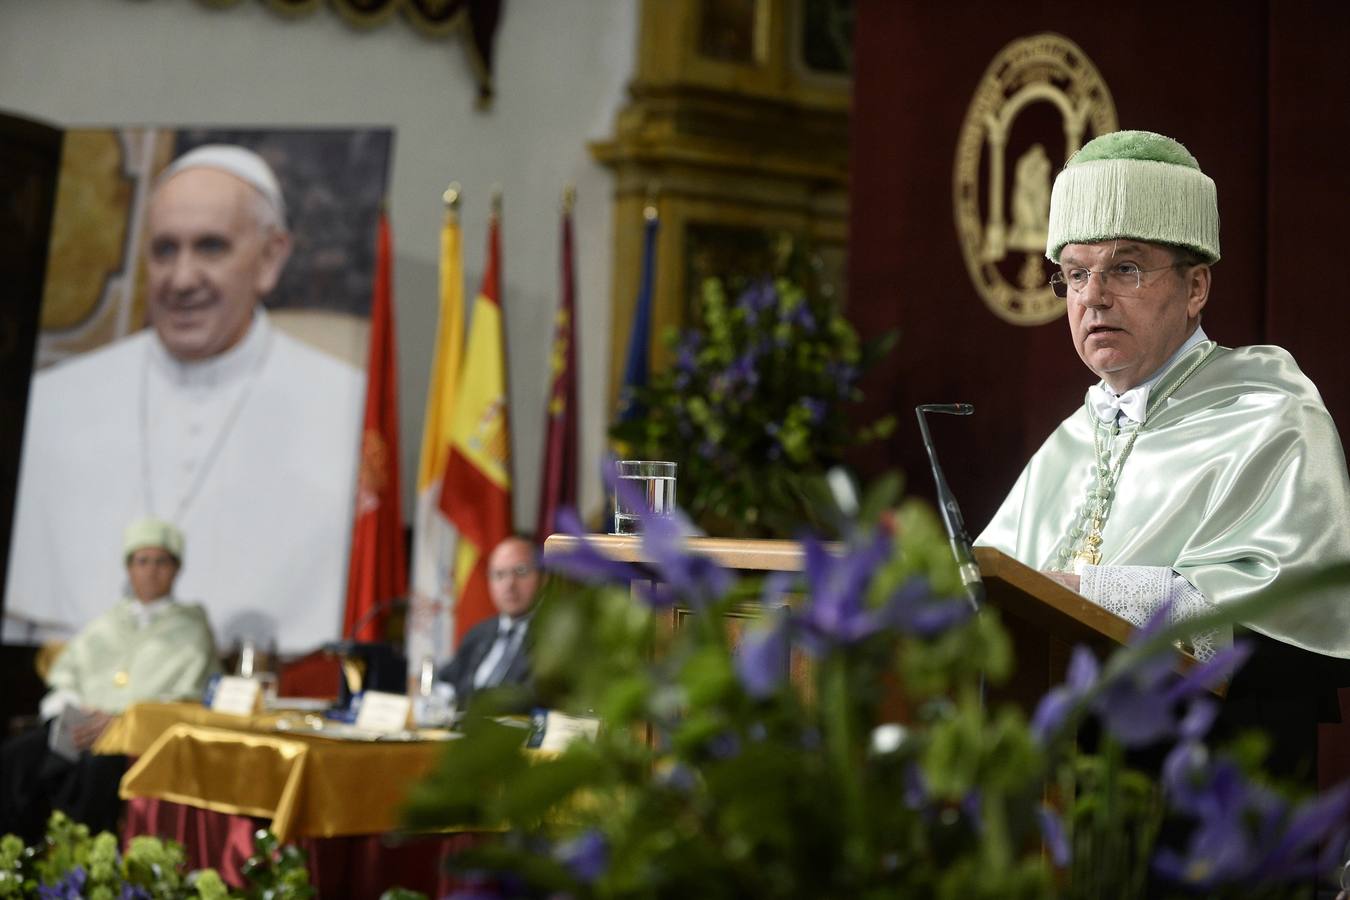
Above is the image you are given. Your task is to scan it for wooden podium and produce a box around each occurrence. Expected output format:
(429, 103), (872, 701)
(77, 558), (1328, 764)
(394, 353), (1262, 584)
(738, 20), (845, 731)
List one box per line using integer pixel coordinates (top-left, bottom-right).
(542, 536), (1160, 714)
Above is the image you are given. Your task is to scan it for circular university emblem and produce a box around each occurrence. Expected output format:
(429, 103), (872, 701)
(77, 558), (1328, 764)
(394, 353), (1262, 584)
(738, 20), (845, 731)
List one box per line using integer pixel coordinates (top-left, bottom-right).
(953, 33), (1118, 325)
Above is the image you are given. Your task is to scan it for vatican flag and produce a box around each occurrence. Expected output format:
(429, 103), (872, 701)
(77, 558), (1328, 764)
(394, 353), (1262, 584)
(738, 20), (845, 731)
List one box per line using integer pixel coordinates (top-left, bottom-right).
(406, 189), (468, 671)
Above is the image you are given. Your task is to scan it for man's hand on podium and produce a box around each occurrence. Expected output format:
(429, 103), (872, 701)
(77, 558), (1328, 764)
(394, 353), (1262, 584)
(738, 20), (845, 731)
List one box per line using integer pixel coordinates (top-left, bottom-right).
(1041, 570), (1081, 593)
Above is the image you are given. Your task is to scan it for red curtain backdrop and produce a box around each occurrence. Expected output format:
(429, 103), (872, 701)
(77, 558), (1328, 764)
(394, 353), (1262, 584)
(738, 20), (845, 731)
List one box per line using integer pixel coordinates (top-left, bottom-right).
(848, 0), (1349, 533)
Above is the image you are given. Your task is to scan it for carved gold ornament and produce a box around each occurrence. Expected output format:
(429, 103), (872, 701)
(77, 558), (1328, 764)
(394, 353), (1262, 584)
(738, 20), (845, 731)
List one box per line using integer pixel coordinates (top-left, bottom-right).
(953, 33), (1118, 325)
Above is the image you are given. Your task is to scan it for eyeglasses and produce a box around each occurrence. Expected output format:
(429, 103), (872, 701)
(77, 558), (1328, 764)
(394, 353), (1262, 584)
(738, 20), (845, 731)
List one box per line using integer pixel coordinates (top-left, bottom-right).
(489, 563), (537, 582)
(1049, 262), (1179, 298)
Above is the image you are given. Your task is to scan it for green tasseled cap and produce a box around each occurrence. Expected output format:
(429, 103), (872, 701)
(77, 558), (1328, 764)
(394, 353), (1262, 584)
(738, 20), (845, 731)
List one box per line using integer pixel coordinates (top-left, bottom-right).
(1046, 130), (1220, 264)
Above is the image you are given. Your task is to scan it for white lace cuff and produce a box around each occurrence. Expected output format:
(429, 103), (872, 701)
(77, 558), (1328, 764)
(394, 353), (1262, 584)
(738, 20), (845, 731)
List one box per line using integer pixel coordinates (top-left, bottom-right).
(1075, 563), (1228, 661)
(39, 688), (80, 722)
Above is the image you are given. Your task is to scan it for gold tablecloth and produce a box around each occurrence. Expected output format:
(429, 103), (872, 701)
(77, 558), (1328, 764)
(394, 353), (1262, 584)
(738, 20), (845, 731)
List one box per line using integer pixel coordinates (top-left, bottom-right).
(95, 701), (289, 756)
(107, 703), (446, 843)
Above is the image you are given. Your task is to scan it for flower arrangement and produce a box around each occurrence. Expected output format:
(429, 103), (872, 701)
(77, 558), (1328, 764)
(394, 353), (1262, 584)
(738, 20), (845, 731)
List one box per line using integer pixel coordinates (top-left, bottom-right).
(610, 265), (894, 538)
(402, 486), (1350, 899)
(0, 817), (311, 900)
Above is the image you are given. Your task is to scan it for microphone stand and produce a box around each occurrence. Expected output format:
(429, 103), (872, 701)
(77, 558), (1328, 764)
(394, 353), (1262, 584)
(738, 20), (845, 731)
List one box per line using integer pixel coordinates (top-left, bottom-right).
(916, 402), (987, 708)
(915, 404), (985, 612)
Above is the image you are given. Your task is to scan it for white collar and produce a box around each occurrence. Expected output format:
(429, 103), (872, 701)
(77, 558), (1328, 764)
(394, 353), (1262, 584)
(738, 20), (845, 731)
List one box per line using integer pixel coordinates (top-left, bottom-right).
(1088, 327), (1208, 426)
(147, 308), (270, 389)
(124, 594), (175, 629)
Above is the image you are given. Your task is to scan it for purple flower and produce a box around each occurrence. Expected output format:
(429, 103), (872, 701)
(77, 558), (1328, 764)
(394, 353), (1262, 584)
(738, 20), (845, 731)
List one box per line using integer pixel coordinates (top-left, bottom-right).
(1037, 806), (1071, 868)
(793, 305), (816, 332)
(1031, 604), (1253, 749)
(639, 509), (732, 608)
(737, 279), (777, 316)
(707, 731), (742, 759)
(903, 762), (928, 810)
(655, 761), (697, 793)
(735, 599), (790, 698)
(39, 867), (86, 900)
(1095, 639), (1251, 748)
(883, 578), (973, 638)
(543, 508), (645, 587)
(675, 333), (702, 373)
(554, 829), (608, 884)
(442, 873), (508, 899)
(1030, 645), (1098, 744)
(1253, 784), (1350, 882)
(1154, 750), (1350, 890)
(794, 532), (893, 653)
(961, 789), (983, 834)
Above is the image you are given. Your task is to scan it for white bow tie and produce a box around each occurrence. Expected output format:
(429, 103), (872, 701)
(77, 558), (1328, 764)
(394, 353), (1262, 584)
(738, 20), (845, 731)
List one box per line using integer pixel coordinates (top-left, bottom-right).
(1088, 383), (1150, 425)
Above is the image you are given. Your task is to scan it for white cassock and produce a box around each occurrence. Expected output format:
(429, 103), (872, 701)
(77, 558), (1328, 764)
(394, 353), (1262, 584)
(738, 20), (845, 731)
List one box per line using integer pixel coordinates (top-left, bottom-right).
(2, 310), (365, 654)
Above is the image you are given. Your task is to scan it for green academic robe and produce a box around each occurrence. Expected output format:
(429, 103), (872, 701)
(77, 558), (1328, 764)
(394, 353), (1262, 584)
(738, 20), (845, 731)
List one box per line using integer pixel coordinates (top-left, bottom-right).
(45, 598), (220, 712)
(977, 341), (1350, 658)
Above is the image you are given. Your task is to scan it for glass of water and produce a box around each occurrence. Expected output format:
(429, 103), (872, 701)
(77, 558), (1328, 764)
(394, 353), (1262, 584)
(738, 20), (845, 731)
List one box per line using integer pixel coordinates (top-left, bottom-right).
(613, 460), (677, 534)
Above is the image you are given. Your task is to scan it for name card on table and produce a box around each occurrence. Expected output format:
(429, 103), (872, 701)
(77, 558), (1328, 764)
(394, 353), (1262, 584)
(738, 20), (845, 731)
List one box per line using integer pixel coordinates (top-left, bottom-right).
(354, 690), (413, 734)
(210, 676), (262, 716)
(537, 711), (601, 752)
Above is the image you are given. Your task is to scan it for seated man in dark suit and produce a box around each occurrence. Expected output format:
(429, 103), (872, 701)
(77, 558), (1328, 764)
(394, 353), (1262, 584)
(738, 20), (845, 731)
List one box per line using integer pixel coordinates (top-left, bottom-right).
(437, 536), (540, 711)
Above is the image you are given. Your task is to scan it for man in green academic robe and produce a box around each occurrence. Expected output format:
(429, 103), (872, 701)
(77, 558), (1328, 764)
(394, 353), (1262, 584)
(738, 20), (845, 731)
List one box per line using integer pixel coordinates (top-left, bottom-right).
(0, 517), (218, 842)
(975, 130), (1350, 777)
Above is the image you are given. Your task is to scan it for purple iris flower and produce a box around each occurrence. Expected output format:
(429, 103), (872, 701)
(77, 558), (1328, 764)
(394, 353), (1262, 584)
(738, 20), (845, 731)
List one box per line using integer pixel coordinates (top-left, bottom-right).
(1155, 743), (1350, 891)
(707, 731), (742, 759)
(639, 509), (732, 608)
(443, 873), (508, 899)
(794, 532), (893, 653)
(734, 591), (791, 698)
(1031, 597), (1253, 749)
(1037, 806), (1071, 867)
(738, 279), (777, 315)
(903, 762), (928, 810)
(961, 789), (984, 833)
(656, 761), (697, 793)
(1253, 783), (1350, 882)
(1030, 644), (1098, 744)
(554, 829), (609, 884)
(542, 508), (646, 587)
(883, 578), (973, 638)
(118, 887), (152, 900)
(787, 301), (816, 332)
(40, 868), (86, 900)
(801, 397), (826, 425)
(1095, 639), (1252, 748)
(675, 333), (702, 373)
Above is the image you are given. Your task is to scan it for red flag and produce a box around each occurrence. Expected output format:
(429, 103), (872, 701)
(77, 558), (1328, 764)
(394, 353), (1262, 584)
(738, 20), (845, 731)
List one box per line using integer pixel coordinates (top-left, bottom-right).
(343, 212), (407, 642)
(440, 206), (513, 644)
(535, 194), (578, 542)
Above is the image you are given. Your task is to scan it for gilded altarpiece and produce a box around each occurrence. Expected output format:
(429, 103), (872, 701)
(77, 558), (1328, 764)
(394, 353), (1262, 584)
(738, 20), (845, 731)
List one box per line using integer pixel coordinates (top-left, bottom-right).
(591, 0), (852, 408)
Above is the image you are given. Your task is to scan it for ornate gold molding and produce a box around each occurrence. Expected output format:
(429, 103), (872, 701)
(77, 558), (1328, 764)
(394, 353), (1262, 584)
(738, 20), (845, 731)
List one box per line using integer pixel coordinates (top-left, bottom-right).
(593, 0), (852, 412)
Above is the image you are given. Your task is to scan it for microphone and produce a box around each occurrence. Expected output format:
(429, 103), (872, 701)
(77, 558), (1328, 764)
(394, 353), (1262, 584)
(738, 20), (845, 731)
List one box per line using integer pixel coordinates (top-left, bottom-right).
(341, 595), (409, 644)
(915, 403), (985, 610)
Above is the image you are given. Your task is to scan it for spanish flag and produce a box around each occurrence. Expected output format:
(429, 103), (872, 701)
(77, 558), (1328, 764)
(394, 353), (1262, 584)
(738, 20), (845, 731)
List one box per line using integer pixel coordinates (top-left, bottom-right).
(407, 190), (468, 668)
(440, 199), (513, 645)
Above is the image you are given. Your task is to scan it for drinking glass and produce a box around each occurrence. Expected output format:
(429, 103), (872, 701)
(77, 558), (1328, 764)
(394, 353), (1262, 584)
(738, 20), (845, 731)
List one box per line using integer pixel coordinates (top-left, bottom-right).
(613, 460), (677, 534)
